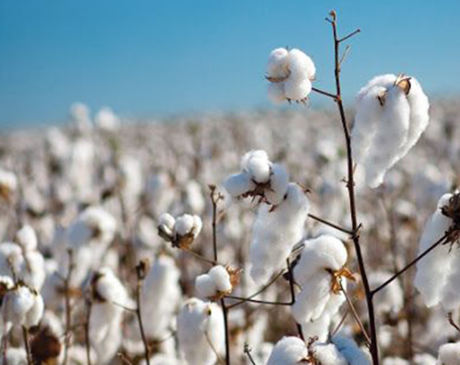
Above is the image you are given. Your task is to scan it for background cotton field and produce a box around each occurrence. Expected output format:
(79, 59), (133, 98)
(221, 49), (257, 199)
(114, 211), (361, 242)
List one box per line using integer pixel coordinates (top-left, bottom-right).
(1, 2), (460, 365)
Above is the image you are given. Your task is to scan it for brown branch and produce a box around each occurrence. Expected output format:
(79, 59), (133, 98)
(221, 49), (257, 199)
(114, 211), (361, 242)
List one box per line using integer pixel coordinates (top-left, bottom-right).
(308, 213), (353, 235)
(84, 299), (93, 365)
(448, 313), (460, 334)
(330, 309), (349, 338)
(135, 263), (151, 365)
(371, 232), (449, 295)
(225, 294), (292, 306)
(338, 28), (361, 43)
(311, 87), (338, 100)
(326, 10), (379, 365)
(244, 343), (259, 365)
(341, 285), (371, 345)
(63, 249), (75, 365)
(22, 327), (32, 365)
(286, 258), (304, 341)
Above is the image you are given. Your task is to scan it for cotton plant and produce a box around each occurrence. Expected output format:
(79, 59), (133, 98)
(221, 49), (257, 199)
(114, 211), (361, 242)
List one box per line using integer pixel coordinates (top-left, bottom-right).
(266, 48), (316, 104)
(95, 107), (121, 132)
(195, 265), (240, 301)
(351, 74), (429, 188)
(436, 342), (460, 365)
(291, 235), (353, 339)
(2, 284), (44, 330)
(414, 191), (460, 311)
(157, 212), (203, 249)
(177, 298), (225, 365)
(0, 168), (17, 202)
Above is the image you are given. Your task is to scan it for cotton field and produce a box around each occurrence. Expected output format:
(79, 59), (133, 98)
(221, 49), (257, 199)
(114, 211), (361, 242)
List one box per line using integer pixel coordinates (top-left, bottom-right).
(1, 10), (460, 365)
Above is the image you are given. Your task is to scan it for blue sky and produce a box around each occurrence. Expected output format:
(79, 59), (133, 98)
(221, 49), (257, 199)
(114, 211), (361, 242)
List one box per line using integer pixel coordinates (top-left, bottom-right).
(1, 0), (459, 127)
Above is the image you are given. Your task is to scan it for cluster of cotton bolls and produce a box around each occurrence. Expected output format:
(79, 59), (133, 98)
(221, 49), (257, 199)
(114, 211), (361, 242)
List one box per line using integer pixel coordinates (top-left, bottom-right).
(0, 79), (458, 365)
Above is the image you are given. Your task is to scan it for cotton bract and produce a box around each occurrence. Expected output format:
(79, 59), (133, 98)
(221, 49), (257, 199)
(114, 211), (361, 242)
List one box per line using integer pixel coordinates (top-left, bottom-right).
(351, 74), (429, 188)
(266, 48), (316, 104)
(177, 298), (224, 365)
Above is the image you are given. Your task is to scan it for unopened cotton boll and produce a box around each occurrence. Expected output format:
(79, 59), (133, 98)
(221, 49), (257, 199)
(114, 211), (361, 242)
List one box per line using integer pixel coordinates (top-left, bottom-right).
(177, 298), (224, 365)
(437, 342), (460, 365)
(414, 192), (457, 309)
(266, 336), (308, 365)
(351, 74), (429, 188)
(249, 183), (310, 284)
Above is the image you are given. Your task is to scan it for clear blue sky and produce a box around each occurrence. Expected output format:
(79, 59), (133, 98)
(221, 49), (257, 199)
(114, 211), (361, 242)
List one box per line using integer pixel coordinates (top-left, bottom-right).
(1, 0), (459, 127)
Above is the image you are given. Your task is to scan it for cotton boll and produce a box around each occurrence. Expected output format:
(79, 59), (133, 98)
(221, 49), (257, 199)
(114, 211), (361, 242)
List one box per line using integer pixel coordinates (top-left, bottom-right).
(331, 335), (371, 365)
(247, 156), (271, 184)
(95, 107), (120, 132)
(414, 353), (437, 365)
(265, 164), (289, 205)
(92, 268), (130, 307)
(177, 298), (224, 365)
(1, 348), (28, 365)
(2, 286), (35, 327)
(174, 215), (196, 237)
(208, 266), (232, 293)
(184, 181), (205, 214)
(414, 193), (454, 308)
(241, 150), (269, 172)
(266, 336), (308, 365)
(195, 274), (217, 298)
(287, 49), (316, 80)
(267, 48), (289, 79)
(16, 225), (37, 251)
(313, 342), (348, 365)
(223, 172), (255, 198)
(249, 183), (310, 284)
(437, 342), (460, 365)
(158, 213), (176, 237)
(0, 168), (17, 201)
(24, 292), (44, 328)
(301, 314), (331, 343)
(141, 255), (181, 340)
(284, 77), (312, 102)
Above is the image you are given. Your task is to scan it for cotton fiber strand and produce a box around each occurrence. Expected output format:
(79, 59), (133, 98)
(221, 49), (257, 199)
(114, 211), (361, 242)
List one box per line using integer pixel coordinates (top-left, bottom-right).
(249, 183), (310, 284)
(267, 336), (308, 365)
(351, 74), (429, 188)
(437, 342), (460, 365)
(195, 265), (233, 299)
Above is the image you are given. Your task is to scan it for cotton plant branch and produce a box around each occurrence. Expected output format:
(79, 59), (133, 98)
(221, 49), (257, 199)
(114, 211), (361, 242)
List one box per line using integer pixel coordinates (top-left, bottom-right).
(135, 261), (151, 365)
(209, 185), (231, 365)
(22, 326), (32, 365)
(314, 11), (380, 365)
(244, 343), (259, 365)
(286, 258), (304, 341)
(63, 249), (75, 365)
(84, 297), (93, 365)
(340, 284), (371, 345)
(307, 213), (353, 235)
(447, 313), (460, 334)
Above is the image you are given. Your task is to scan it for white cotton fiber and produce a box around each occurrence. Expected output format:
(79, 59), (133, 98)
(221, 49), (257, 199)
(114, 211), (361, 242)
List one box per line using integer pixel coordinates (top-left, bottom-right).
(177, 298), (224, 365)
(158, 213), (176, 237)
(16, 225), (38, 251)
(249, 183), (310, 284)
(414, 193), (455, 308)
(437, 342), (460, 365)
(265, 164), (289, 205)
(313, 342), (348, 365)
(267, 48), (289, 79)
(284, 77), (313, 102)
(266, 336), (308, 365)
(287, 49), (316, 80)
(195, 265), (232, 299)
(351, 74), (430, 188)
(175, 214), (197, 237)
(301, 314), (331, 343)
(223, 172), (255, 198)
(195, 274), (217, 298)
(247, 155), (271, 184)
(209, 265), (232, 292)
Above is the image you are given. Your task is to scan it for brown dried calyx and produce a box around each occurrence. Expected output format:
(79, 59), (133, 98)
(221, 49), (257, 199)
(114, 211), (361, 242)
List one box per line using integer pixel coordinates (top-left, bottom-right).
(441, 192), (460, 245)
(30, 326), (62, 365)
(328, 267), (356, 295)
(209, 266), (241, 301)
(377, 73), (412, 107)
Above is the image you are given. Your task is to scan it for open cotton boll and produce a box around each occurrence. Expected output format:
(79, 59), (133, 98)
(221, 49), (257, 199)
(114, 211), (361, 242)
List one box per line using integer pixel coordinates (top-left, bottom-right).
(141, 255), (181, 339)
(351, 74), (430, 188)
(265, 164), (289, 205)
(284, 77), (313, 102)
(195, 265), (233, 299)
(241, 150), (270, 173)
(331, 335), (371, 365)
(175, 214), (202, 237)
(313, 342), (348, 365)
(267, 48), (289, 79)
(24, 292), (44, 328)
(1, 348), (27, 365)
(195, 274), (217, 299)
(2, 286), (43, 328)
(437, 342), (460, 365)
(223, 172), (255, 198)
(16, 225), (38, 251)
(414, 193), (455, 308)
(209, 265), (232, 293)
(95, 107), (120, 132)
(287, 49), (316, 80)
(266, 336), (308, 365)
(177, 298), (224, 365)
(249, 183), (310, 284)
(247, 156), (271, 184)
(158, 213), (176, 237)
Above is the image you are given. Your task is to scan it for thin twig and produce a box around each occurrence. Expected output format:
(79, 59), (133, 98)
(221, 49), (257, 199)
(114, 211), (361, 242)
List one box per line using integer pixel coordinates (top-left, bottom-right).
(209, 185), (230, 365)
(22, 327), (32, 365)
(326, 10), (379, 365)
(311, 87), (337, 99)
(135, 263), (150, 365)
(330, 309), (349, 338)
(338, 28), (361, 43)
(341, 285), (371, 345)
(181, 247), (218, 266)
(84, 299), (92, 365)
(63, 249), (75, 365)
(225, 294), (291, 306)
(371, 232), (449, 295)
(244, 343), (259, 365)
(286, 258), (304, 341)
(447, 313), (460, 334)
(308, 213), (353, 235)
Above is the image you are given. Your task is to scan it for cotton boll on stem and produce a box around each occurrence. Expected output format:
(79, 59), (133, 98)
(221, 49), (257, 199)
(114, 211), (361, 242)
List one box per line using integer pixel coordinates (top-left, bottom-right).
(267, 48), (289, 80)
(436, 342), (460, 365)
(266, 336), (308, 365)
(249, 183), (310, 284)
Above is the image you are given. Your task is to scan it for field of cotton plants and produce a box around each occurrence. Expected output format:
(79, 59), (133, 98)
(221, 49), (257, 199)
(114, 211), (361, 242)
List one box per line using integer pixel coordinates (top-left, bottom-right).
(0, 10), (460, 365)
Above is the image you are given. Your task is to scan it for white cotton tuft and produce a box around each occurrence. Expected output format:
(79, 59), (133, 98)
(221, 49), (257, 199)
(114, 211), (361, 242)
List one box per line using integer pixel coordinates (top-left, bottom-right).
(95, 107), (120, 132)
(247, 155), (271, 184)
(301, 314), (331, 343)
(2, 286), (44, 328)
(177, 298), (224, 365)
(266, 48), (315, 103)
(437, 342), (460, 365)
(351, 74), (429, 188)
(313, 342), (348, 365)
(266, 336), (308, 365)
(195, 274), (217, 298)
(223, 172), (255, 198)
(158, 213), (176, 237)
(16, 225), (38, 251)
(175, 214), (202, 238)
(208, 266), (232, 293)
(195, 265), (232, 299)
(414, 193), (456, 308)
(249, 183), (310, 284)
(331, 335), (371, 365)
(265, 164), (289, 205)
